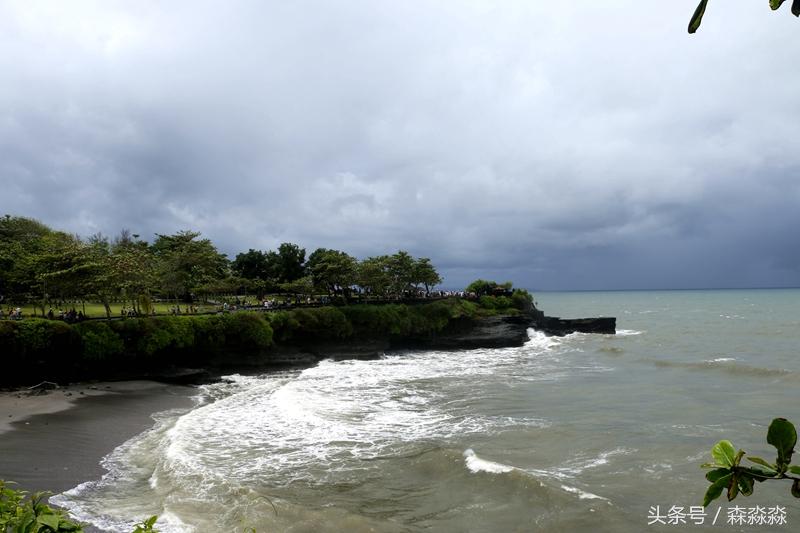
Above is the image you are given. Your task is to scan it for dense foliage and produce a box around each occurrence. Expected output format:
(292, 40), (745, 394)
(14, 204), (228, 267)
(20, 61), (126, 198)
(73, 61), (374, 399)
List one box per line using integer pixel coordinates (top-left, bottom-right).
(701, 418), (800, 506)
(0, 215), (442, 313)
(0, 313), (274, 384)
(0, 291), (534, 384)
(1, 482), (84, 532)
(465, 279), (512, 297)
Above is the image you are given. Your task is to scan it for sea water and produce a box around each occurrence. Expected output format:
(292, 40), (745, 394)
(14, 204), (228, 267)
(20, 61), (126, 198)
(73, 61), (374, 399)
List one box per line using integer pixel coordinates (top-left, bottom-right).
(52, 289), (799, 531)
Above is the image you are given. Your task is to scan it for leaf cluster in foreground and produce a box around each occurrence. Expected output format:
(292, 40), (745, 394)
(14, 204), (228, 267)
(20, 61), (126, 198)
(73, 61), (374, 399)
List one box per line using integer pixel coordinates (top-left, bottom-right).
(701, 418), (800, 506)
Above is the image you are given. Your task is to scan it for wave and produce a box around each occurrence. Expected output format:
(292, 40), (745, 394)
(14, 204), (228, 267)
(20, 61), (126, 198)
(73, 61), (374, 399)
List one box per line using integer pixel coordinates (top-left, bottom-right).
(51, 406), (197, 533)
(462, 449), (611, 502)
(559, 484), (608, 501)
(463, 448), (515, 474)
(524, 328), (565, 350)
(543, 447), (635, 478)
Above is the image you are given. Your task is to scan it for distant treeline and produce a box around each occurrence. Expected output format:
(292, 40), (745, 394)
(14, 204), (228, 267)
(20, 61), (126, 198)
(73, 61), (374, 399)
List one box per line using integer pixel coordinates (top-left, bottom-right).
(0, 296), (532, 385)
(0, 215), (443, 316)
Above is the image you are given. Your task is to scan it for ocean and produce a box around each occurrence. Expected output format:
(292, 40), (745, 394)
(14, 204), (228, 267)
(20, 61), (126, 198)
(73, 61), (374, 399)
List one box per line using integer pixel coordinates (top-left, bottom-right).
(52, 289), (799, 531)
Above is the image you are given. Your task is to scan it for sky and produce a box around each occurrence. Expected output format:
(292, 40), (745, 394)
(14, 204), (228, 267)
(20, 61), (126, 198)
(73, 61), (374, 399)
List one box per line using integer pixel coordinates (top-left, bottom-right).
(1, 0), (799, 291)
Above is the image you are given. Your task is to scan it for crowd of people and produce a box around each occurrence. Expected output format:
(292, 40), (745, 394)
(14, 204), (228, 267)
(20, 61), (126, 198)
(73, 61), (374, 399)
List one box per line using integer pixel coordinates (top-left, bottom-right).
(47, 308), (86, 323)
(168, 305), (200, 315)
(0, 307), (24, 320)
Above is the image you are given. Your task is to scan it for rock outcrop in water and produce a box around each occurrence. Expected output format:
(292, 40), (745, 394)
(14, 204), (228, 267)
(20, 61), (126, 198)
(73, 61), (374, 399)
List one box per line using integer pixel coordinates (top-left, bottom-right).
(530, 313), (617, 337)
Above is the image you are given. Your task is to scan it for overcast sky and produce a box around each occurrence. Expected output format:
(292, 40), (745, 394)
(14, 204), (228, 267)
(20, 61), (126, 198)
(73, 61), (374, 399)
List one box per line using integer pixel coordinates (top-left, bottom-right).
(2, 1), (799, 290)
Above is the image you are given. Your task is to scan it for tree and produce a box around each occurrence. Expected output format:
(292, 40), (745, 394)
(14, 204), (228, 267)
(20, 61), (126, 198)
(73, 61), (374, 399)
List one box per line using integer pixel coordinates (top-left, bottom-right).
(107, 233), (157, 315)
(274, 242), (306, 283)
(386, 251), (416, 296)
(357, 256), (391, 297)
(0, 215), (63, 303)
(465, 279), (494, 296)
(280, 275), (315, 298)
(36, 234), (102, 314)
(689, 0), (800, 34)
(307, 248), (357, 299)
(232, 249), (272, 280)
(465, 279), (513, 297)
(151, 231), (229, 301)
(412, 257), (442, 295)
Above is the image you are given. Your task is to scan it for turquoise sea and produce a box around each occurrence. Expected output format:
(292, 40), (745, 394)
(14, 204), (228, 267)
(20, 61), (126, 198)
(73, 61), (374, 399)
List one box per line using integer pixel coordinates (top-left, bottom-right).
(53, 289), (799, 531)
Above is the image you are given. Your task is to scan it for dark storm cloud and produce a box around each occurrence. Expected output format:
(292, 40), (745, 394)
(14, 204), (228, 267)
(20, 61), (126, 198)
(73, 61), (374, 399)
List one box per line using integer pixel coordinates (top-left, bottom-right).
(1, 0), (799, 289)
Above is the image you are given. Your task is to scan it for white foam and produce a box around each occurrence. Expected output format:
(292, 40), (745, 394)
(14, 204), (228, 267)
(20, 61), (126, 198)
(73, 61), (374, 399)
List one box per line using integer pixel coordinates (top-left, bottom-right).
(707, 357), (736, 363)
(524, 329), (563, 350)
(616, 329), (643, 336)
(542, 447), (635, 479)
(463, 449), (515, 474)
(54, 334), (607, 531)
(559, 484), (608, 501)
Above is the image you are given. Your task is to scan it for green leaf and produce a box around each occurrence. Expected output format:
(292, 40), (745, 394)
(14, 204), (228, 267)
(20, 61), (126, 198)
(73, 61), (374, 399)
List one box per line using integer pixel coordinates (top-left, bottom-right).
(770, 0), (787, 10)
(737, 474), (754, 496)
(706, 468), (731, 482)
(742, 465), (778, 480)
(58, 522), (83, 533)
(789, 465), (800, 475)
(688, 0), (709, 34)
(793, 0), (800, 17)
(767, 418), (797, 468)
(793, 479), (800, 498)
(727, 474), (739, 501)
(733, 449), (745, 467)
(704, 473), (732, 507)
(747, 456), (777, 470)
(36, 513), (60, 530)
(712, 440), (737, 467)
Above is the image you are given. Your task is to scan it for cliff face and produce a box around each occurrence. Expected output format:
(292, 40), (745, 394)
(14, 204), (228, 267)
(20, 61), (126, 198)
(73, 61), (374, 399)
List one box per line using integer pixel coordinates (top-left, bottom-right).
(258, 309), (617, 368)
(397, 314), (534, 350)
(1, 302), (617, 387)
(251, 314), (531, 368)
(148, 308), (618, 380)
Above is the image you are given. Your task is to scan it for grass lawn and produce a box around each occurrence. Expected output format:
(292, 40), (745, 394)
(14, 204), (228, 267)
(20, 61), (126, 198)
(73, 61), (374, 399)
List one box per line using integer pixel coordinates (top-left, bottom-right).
(11, 301), (219, 318)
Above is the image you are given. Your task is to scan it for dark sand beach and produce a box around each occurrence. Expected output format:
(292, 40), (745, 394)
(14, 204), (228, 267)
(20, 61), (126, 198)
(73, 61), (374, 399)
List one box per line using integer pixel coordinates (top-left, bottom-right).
(0, 381), (196, 496)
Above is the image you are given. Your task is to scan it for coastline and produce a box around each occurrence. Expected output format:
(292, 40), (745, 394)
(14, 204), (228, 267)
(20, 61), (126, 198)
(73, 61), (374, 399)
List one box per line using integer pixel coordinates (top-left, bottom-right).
(0, 380), (196, 497)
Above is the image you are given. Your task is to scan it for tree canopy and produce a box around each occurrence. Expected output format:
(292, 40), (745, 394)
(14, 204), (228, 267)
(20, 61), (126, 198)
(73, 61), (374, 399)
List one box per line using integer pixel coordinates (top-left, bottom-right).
(0, 215), (444, 309)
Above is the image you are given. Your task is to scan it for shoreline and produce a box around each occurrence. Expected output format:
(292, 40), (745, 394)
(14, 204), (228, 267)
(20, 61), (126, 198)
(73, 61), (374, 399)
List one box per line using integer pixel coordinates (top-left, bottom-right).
(0, 380), (196, 498)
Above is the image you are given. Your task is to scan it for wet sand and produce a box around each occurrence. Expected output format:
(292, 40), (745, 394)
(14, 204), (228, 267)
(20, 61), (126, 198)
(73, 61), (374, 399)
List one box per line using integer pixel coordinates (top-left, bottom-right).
(0, 381), (196, 496)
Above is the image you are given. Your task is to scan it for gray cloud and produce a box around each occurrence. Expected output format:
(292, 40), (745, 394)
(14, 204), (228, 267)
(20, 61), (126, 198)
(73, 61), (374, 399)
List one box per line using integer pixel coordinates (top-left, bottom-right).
(1, 0), (799, 290)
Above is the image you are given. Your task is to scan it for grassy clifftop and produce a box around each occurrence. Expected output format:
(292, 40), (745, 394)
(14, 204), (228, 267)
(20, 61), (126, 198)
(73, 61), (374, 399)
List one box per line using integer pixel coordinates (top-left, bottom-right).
(0, 294), (533, 386)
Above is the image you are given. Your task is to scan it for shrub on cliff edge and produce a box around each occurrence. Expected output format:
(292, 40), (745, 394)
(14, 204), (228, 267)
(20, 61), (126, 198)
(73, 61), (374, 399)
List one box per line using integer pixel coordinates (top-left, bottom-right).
(73, 322), (124, 361)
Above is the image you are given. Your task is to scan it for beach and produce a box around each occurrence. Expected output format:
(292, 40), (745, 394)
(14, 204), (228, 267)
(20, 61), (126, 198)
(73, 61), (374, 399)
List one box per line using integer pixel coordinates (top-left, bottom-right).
(0, 381), (195, 496)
